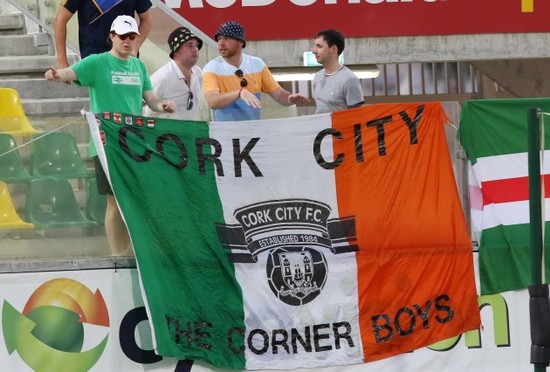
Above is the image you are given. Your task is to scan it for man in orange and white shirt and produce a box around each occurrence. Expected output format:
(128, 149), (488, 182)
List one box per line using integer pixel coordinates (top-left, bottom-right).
(202, 20), (309, 121)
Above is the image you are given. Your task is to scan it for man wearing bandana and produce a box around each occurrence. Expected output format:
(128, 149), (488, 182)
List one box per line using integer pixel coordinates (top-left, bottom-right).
(203, 20), (309, 121)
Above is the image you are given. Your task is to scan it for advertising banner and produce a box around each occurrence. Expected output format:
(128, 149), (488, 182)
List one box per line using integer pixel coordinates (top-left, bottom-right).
(162, 0), (550, 41)
(0, 266), (535, 371)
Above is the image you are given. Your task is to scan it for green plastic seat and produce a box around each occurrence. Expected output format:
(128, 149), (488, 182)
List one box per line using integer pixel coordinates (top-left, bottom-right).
(0, 133), (34, 183)
(30, 132), (93, 179)
(25, 178), (98, 229)
(86, 178), (106, 224)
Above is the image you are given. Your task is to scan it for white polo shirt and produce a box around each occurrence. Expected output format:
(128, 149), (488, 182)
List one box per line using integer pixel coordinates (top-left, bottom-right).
(143, 59), (203, 120)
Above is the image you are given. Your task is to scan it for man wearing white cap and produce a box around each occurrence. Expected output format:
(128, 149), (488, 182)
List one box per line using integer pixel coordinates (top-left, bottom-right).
(144, 27), (203, 120)
(45, 15), (176, 256)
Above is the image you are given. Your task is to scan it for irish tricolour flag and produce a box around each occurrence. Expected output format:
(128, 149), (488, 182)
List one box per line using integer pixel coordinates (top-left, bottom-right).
(88, 103), (480, 369)
(459, 98), (550, 295)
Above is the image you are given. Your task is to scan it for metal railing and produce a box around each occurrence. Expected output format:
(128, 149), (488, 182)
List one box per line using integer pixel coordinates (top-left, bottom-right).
(294, 61), (510, 103)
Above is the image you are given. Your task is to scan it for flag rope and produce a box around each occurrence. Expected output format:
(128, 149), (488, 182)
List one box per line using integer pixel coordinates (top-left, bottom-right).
(0, 108), (87, 158)
(0, 121), (76, 158)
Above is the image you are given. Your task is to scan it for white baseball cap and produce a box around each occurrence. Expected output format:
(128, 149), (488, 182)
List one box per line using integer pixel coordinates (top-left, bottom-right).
(110, 15), (140, 35)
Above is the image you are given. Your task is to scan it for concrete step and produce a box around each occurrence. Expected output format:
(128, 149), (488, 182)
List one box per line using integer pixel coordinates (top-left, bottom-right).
(0, 55), (56, 75)
(0, 54), (79, 75)
(1, 78), (89, 99)
(23, 97), (91, 116)
(0, 12), (25, 35)
(0, 33), (48, 56)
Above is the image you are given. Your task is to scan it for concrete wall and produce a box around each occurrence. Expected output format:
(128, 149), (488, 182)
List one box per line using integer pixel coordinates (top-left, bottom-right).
(246, 33), (550, 67)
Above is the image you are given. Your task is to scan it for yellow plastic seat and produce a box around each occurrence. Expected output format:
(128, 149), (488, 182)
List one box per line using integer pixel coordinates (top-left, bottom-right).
(30, 132), (93, 179)
(0, 181), (34, 229)
(0, 88), (40, 136)
(25, 178), (97, 229)
(0, 133), (34, 183)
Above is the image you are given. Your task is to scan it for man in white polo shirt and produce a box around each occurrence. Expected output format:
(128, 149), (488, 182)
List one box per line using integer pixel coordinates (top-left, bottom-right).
(144, 27), (203, 120)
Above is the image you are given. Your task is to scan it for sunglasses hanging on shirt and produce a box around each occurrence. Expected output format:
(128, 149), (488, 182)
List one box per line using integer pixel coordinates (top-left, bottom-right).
(184, 78), (194, 110)
(187, 89), (194, 110)
(235, 69), (248, 87)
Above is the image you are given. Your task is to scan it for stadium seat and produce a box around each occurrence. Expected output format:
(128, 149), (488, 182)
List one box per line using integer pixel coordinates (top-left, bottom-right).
(0, 88), (40, 136)
(25, 178), (98, 229)
(0, 133), (34, 183)
(0, 181), (34, 229)
(86, 178), (106, 224)
(29, 132), (93, 179)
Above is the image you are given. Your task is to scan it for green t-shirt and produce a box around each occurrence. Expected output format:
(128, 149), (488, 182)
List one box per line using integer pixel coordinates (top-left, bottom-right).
(72, 52), (152, 156)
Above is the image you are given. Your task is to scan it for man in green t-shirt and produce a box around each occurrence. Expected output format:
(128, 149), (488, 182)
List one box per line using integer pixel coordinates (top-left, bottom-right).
(45, 15), (175, 256)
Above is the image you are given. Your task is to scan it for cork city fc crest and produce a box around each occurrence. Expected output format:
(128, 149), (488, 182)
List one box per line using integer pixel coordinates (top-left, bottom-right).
(216, 199), (358, 306)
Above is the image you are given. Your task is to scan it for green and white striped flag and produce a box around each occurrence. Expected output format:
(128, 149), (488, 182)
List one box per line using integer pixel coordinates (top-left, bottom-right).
(459, 98), (550, 294)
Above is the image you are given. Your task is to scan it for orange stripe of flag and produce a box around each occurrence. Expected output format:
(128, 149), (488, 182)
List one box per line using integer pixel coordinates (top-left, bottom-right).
(331, 103), (479, 362)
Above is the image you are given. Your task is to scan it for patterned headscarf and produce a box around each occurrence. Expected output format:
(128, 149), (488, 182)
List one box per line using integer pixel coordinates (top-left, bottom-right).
(214, 21), (246, 48)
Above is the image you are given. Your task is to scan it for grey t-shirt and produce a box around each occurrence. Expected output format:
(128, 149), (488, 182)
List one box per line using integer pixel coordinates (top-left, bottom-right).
(312, 66), (364, 114)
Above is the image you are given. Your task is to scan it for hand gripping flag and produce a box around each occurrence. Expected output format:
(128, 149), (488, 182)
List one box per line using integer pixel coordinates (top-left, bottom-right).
(88, 103), (480, 369)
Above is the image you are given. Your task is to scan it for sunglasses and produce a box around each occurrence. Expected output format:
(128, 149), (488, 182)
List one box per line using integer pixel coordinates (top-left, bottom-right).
(187, 89), (194, 111)
(235, 69), (248, 87)
(117, 33), (138, 41)
(183, 78), (194, 110)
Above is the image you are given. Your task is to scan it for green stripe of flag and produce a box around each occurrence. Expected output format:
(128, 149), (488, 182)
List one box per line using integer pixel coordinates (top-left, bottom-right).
(479, 223), (550, 294)
(459, 98), (550, 164)
(104, 118), (246, 368)
(478, 224), (531, 294)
